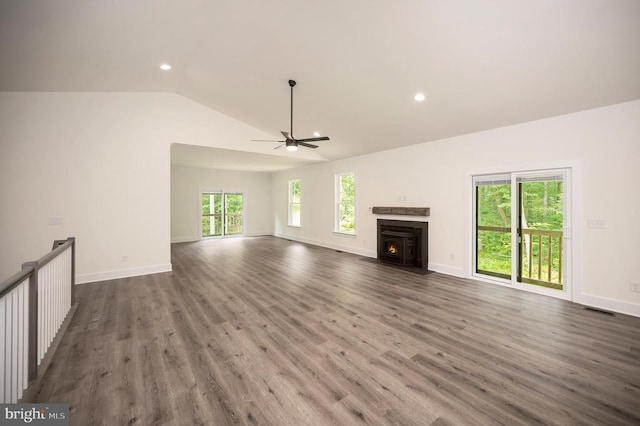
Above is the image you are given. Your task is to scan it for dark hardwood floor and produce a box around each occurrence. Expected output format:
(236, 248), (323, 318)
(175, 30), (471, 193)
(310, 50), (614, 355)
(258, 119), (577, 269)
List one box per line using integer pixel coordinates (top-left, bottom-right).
(27, 237), (640, 425)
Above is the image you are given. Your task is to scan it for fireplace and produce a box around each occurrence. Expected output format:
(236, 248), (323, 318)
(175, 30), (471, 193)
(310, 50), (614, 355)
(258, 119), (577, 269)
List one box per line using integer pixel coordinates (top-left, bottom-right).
(380, 230), (416, 265)
(377, 219), (428, 270)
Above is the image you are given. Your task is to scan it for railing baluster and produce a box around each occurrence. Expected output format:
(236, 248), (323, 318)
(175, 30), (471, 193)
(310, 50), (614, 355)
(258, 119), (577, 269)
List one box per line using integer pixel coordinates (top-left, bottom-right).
(0, 296), (5, 403)
(528, 234), (533, 278)
(559, 237), (563, 284)
(11, 291), (18, 402)
(537, 235), (542, 280)
(548, 236), (553, 282)
(22, 282), (28, 398)
(17, 284), (23, 401)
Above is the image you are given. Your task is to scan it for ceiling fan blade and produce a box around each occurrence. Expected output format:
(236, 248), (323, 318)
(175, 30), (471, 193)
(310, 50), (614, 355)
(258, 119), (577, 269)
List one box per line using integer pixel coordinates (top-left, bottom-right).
(273, 143), (284, 150)
(281, 131), (291, 140)
(295, 136), (330, 143)
(298, 142), (319, 149)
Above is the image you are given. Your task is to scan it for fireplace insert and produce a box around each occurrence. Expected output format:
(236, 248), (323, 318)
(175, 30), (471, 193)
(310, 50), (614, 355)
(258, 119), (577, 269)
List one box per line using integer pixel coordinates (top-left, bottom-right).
(377, 219), (428, 270)
(380, 230), (416, 265)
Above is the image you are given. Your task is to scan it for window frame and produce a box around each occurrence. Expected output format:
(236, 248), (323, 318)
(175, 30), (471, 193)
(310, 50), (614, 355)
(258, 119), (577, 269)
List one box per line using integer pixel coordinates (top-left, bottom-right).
(334, 172), (357, 235)
(469, 166), (572, 301)
(200, 190), (245, 238)
(288, 179), (301, 227)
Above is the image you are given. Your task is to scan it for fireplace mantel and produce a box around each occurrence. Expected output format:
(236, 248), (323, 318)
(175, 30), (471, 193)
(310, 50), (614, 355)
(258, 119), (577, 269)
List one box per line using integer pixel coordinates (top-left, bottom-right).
(372, 206), (430, 216)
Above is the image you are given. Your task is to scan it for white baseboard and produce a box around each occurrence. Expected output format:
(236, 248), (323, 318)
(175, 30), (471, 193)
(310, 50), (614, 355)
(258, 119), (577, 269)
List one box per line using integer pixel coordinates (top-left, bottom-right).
(273, 232), (376, 258)
(171, 236), (198, 243)
(76, 263), (172, 285)
(172, 232), (272, 244)
(577, 293), (640, 318)
(428, 263), (466, 278)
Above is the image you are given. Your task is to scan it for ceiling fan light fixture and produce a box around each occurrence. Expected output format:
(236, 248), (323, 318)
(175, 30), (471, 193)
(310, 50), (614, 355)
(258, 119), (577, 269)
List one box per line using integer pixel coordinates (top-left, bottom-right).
(286, 144), (298, 152)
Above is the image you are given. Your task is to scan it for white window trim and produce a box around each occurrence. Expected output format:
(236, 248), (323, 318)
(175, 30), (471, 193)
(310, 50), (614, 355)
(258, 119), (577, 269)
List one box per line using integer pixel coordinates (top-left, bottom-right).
(334, 172), (357, 235)
(288, 179), (301, 228)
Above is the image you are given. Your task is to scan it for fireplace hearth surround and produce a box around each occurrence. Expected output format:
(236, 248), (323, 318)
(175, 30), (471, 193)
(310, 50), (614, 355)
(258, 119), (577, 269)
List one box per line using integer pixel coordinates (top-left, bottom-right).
(377, 219), (428, 270)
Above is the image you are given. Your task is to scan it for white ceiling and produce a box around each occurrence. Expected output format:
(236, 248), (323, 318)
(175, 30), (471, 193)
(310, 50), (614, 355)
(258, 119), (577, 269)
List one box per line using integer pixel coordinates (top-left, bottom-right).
(2, 0), (640, 169)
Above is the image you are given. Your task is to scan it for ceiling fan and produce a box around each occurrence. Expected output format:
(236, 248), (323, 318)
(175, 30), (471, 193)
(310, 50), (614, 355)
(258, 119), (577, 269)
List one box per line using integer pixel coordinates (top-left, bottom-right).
(252, 79), (330, 151)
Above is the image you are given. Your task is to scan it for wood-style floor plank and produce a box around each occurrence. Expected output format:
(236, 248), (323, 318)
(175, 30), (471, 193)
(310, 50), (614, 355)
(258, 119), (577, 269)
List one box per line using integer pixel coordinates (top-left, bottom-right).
(26, 236), (640, 425)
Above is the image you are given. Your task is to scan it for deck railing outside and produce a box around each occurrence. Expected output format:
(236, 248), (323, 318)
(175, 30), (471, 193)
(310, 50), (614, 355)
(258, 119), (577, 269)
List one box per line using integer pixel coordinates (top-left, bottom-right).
(477, 227), (563, 289)
(521, 229), (563, 289)
(226, 214), (243, 235)
(0, 237), (76, 403)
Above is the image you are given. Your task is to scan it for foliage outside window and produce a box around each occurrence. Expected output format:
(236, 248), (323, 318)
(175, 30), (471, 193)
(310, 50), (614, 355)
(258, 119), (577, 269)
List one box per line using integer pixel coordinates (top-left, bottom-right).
(475, 179), (512, 278)
(288, 179), (301, 227)
(202, 192), (244, 237)
(474, 172), (565, 288)
(224, 193), (244, 235)
(202, 193), (223, 237)
(335, 173), (356, 234)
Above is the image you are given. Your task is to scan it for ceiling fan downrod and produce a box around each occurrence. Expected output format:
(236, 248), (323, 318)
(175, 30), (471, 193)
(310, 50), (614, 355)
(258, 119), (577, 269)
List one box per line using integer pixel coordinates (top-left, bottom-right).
(289, 79), (296, 138)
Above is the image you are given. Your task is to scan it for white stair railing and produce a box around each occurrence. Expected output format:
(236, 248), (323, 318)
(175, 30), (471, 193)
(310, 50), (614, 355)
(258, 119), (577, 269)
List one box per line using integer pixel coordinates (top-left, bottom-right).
(0, 237), (76, 403)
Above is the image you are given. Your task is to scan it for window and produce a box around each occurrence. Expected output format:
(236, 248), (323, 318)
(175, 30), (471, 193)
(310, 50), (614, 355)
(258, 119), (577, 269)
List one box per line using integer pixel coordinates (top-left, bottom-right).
(202, 192), (244, 237)
(288, 179), (301, 227)
(335, 173), (356, 234)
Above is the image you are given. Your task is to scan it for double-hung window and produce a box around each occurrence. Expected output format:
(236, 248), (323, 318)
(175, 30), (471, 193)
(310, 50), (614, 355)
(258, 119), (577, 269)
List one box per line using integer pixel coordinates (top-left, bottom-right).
(335, 173), (356, 234)
(288, 179), (301, 227)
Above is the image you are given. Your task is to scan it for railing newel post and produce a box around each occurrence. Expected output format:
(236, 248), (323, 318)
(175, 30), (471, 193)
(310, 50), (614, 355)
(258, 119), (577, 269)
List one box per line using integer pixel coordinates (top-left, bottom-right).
(69, 237), (76, 305)
(21, 261), (38, 382)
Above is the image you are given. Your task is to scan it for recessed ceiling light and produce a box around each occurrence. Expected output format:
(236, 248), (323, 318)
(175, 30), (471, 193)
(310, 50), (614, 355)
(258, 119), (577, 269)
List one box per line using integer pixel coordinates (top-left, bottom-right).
(313, 132), (320, 137)
(414, 93), (426, 102)
(160, 64), (172, 71)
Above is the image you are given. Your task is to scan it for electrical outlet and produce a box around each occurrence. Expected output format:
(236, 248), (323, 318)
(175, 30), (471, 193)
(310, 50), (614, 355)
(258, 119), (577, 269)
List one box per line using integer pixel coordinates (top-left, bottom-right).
(122, 255), (128, 263)
(631, 281), (640, 293)
(587, 219), (606, 229)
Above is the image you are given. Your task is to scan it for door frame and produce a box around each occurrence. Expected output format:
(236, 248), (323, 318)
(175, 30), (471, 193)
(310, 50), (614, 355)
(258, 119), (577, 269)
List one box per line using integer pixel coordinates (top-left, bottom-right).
(199, 187), (246, 239)
(465, 160), (583, 303)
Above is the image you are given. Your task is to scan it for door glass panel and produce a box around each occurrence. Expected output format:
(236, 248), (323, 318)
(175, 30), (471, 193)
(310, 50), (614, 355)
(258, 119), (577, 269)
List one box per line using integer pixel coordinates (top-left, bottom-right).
(518, 175), (564, 290)
(202, 193), (223, 236)
(224, 193), (243, 235)
(475, 178), (512, 279)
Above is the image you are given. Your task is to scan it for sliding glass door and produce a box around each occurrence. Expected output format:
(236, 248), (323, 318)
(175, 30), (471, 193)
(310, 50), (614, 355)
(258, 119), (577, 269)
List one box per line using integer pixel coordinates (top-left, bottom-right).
(474, 170), (569, 296)
(202, 192), (244, 237)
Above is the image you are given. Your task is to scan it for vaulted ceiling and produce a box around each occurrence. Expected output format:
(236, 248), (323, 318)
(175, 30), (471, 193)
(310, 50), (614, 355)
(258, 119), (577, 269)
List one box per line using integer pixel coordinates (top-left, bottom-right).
(2, 0), (640, 164)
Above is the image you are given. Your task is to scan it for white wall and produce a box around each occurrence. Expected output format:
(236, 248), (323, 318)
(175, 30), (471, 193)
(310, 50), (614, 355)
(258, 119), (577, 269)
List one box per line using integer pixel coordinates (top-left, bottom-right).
(3, 91), (638, 316)
(171, 165), (272, 242)
(0, 91), (278, 283)
(272, 100), (640, 316)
